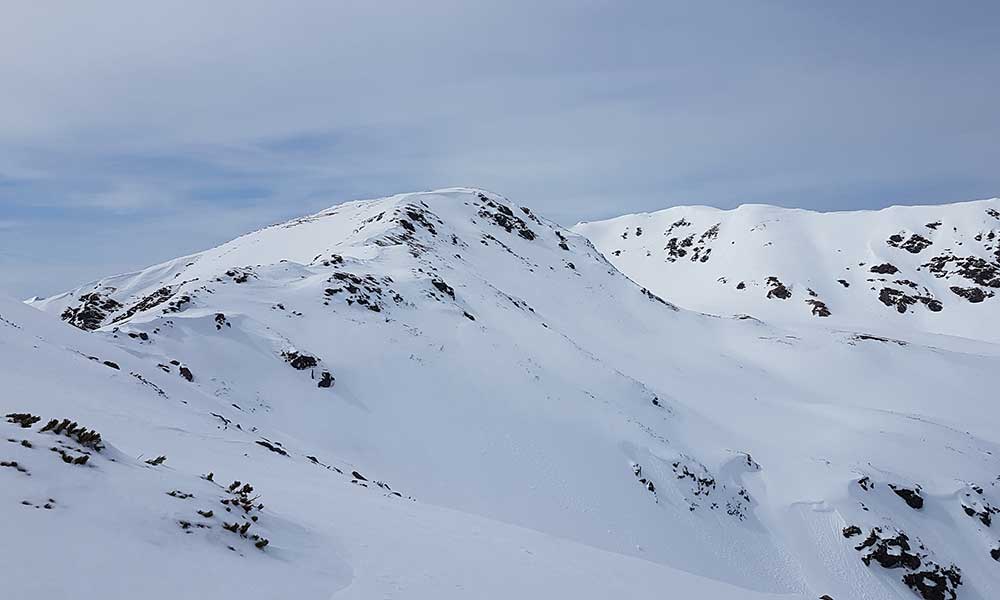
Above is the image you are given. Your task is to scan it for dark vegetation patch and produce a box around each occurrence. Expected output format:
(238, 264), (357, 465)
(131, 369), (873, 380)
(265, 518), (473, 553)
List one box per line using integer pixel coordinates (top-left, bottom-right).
(39, 418), (104, 451)
(6, 413), (41, 428)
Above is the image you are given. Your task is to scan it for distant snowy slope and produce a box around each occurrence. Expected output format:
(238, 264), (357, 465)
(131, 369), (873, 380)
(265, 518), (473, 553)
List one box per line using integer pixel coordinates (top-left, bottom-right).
(573, 199), (1000, 342)
(15, 188), (1000, 599)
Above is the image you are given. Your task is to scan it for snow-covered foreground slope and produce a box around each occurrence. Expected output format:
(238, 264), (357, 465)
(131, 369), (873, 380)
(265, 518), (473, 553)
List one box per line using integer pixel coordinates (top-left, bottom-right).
(14, 188), (1000, 599)
(573, 199), (1000, 343)
(0, 294), (795, 600)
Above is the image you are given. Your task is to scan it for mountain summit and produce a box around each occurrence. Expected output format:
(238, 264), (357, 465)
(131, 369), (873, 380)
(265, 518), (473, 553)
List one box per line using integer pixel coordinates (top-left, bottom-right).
(9, 188), (1000, 599)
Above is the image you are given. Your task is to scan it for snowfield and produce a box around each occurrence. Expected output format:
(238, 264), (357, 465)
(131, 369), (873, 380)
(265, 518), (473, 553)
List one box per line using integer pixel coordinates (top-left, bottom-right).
(573, 198), (1000, 343)
(5, 188), (1000, 599)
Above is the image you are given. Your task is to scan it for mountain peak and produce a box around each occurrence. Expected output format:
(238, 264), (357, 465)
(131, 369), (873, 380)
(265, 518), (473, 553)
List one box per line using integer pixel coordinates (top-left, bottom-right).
(13, 191), (1000, 600)
(574, 197), (1000, 342)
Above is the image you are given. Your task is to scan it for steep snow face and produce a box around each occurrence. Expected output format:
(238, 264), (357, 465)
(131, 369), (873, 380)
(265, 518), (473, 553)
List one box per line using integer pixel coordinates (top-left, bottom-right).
(573, 199), (1000, 343)
(17, 188), (1000, 600)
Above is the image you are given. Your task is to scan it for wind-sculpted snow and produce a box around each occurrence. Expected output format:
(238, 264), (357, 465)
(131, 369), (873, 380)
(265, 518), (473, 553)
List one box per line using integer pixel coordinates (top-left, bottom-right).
(11, 188), (1000, 598)
(574, 198), (1000, 343)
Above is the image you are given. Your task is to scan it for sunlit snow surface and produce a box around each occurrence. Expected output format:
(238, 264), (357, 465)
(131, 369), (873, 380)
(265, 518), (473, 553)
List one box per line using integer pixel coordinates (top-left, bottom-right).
(5, 189), (999, 599)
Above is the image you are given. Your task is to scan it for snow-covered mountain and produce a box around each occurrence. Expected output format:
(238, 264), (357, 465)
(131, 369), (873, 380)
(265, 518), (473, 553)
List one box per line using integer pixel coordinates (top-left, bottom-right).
(9, 188), (1000, 599)
(573, 199), (1000, 343)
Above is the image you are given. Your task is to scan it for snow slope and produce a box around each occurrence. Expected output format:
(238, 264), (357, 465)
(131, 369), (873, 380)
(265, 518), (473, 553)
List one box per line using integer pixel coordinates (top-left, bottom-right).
(13, 188), (1000, 599)
(573, 199), (1000, 343)
(0, 294), (801, 600)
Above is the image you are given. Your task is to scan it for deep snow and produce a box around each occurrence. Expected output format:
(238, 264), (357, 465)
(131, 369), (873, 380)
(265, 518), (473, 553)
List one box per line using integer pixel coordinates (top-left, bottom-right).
(5, 188), (1000, 599)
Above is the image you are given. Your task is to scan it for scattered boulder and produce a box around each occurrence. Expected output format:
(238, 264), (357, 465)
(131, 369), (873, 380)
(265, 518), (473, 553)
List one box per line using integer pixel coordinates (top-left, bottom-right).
(924, 253), (1000, 288)
(842, 525), (862, 538)
(112, 286), (175, 324)
(901, 234), (933, 254)
(476, 193), (536, 240)
(224, 268), (253, 284)
(255, 439), (288, 456)
(430, 278), (456, 299)
(806, 299), (831, 317)
(765, 277), (791, 300)
(949, 286), (992, 303)
(282, 351), (319, 370)
(854, 528), (921, 570)
(887, 233), (933, 254)
(902, 565), (962, 600)
(214, 313), (231, 329)
(878, 288), (941, 313)
(870, 263), (899, 275)
(317, 371), (335, 388)
(60, 291), (122, 331)
(889, 484), (924, 509)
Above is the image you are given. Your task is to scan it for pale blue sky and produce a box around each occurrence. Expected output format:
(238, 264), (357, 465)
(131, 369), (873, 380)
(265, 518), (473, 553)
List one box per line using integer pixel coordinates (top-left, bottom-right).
(1, 1), (998, 297)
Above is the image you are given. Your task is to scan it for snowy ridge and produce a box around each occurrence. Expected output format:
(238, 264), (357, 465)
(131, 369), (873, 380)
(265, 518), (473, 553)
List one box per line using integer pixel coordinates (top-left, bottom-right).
(573, 198), (1000, 343)
(9, 188), (1000, 599)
